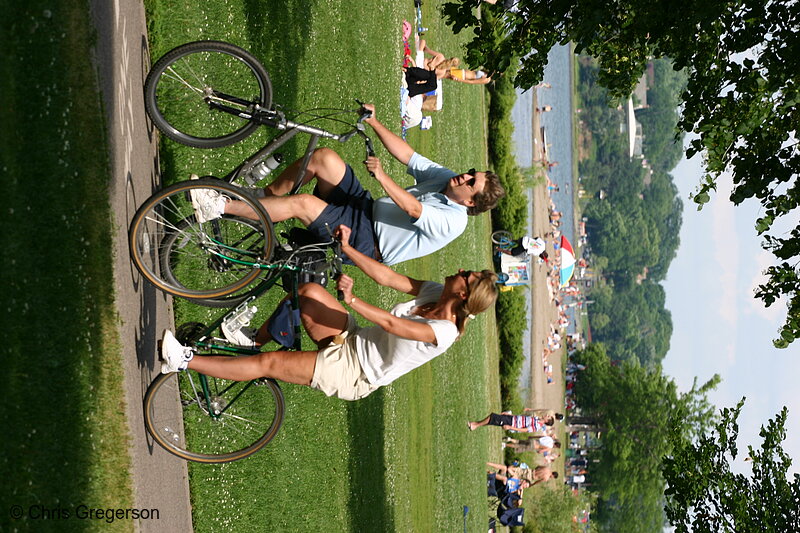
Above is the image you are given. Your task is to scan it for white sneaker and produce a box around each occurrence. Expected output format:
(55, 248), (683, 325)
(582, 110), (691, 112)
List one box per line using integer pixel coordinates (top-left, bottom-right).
(222, 324), (257, 348)
(189, 177), (227, 223)
(161, 329), (194, 373)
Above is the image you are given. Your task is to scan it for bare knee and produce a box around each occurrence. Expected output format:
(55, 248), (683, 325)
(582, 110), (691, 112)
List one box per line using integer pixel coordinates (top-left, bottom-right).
(308, 148), (346, 194)
(253, 351), (314, 386)
(272, 193), (325, 225)
(298, 282), (328, 302)
(309, 147), (344, 173)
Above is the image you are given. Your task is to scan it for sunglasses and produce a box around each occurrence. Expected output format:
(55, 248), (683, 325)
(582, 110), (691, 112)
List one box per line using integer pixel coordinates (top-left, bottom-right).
(459, 270), (473, 294)
(464, 169), (477, 188)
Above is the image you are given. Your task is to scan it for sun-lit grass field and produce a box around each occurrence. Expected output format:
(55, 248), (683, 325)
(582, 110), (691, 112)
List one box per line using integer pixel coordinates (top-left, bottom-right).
(143, 0), (503, 530)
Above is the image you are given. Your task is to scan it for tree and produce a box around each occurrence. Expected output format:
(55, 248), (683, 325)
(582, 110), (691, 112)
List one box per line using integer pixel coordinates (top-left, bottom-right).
(445, 0), (800, 348)
(663, 398), (800, 532)
(571, 344), (720, 530)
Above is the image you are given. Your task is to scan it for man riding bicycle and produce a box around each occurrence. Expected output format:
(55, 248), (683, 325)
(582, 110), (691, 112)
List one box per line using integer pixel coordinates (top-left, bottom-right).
(190, 103), (505, 265)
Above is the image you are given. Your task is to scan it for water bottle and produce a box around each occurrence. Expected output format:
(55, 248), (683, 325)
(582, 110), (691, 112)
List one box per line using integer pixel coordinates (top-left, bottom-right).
(223, 304), (257, 332)
(245, 153), (283, 185)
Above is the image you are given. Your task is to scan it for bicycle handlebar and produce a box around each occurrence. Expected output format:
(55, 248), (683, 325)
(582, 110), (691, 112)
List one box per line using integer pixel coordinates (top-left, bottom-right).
(322, 224), (346, 301)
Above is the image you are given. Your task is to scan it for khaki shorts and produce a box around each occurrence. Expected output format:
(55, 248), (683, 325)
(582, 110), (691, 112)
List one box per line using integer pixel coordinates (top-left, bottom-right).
(310, 315), (377, 401)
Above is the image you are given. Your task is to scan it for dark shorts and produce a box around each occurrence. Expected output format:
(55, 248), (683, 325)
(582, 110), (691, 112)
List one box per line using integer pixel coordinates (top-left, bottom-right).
(307, 164), (377, 263)
(488, 413), (513, 427)
(405, 67), (438, 97)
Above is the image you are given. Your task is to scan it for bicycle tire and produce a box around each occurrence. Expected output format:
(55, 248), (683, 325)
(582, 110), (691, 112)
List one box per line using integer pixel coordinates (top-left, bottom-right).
(144, 41), (272, 148)
(144, 370), (285, 463)
(159, 216), (282, 307)
(129, 178), (275, 301)
(491, 230), (514, 247)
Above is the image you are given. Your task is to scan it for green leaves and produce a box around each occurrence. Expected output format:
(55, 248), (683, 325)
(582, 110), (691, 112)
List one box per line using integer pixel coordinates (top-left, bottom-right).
(664, 399), (800, 532)
(445, 0), (800, 347)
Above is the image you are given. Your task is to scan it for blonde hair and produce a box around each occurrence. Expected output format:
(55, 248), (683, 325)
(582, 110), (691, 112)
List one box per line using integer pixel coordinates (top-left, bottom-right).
(454, 270), (499, 334)
(438, 57), (460, 70)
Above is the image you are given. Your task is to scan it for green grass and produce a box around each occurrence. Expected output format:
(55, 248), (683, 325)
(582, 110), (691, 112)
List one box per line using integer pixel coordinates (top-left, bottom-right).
(143, 0), (503, 531)
(0, 1), (132, 531)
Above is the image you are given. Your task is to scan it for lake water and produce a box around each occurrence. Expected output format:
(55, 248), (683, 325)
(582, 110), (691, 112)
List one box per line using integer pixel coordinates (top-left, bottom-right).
(509, 44), (577, 391)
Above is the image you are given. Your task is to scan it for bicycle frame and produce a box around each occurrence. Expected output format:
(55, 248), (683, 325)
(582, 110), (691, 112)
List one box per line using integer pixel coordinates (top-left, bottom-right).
(222, 108), (345, 190)
(204, 99), (374, 193)
(181, 231), (341, 405)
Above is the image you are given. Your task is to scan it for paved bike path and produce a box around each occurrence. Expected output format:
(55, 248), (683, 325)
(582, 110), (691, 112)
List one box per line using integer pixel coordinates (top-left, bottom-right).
(90, 0), (193, 530)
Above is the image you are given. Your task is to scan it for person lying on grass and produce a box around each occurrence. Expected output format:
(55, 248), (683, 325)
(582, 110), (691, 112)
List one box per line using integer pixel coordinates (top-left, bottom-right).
(403, 39), (493, 98)
(189, 103), (504, 266)
(161, 225), (499, 401)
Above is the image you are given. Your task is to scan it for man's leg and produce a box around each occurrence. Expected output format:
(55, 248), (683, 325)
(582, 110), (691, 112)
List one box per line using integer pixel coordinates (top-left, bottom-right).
(264, 147), (347, 198)
(218, 192), (327, 226)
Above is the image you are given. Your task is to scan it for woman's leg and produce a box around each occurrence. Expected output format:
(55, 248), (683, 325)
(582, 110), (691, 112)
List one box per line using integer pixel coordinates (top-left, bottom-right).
(187, 282), (350, 384)
(188, 350), (318, 386)
(297, 282), (350, 347)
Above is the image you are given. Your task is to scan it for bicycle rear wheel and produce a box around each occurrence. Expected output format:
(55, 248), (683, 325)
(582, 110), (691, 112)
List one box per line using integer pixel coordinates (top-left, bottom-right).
(129, 178), (275, 301)
(144, 370), (285, 463)
(144, 40), (272, 148)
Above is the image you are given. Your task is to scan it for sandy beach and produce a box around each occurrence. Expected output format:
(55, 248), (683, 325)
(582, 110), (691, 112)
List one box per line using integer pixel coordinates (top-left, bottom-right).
(526, 91), (563, 415)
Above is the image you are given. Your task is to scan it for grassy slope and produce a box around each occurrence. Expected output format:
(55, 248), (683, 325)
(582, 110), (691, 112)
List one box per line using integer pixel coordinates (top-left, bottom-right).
(0, 1), (132, 531)
(143, 1), (500, 531)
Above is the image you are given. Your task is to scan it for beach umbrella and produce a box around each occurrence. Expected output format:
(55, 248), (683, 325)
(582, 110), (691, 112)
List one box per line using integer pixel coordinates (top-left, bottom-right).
(559, 235), (576, 288)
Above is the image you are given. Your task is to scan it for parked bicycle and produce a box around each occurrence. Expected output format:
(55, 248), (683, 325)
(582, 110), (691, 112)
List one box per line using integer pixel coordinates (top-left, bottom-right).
(130, 41), (375, 306)
(143, 229), (344, 463)
(491, 230), (515, 253)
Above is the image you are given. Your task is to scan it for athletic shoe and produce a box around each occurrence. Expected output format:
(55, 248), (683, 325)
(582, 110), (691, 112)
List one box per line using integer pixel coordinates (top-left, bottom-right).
(161, 329), (194, 373)
(221, 324), (258, 348)
(189, 176), (226, 223)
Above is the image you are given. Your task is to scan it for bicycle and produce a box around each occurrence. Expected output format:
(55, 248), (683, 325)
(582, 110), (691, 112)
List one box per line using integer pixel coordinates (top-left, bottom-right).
(131, 41), (375, 306)
(143, 229), (344, 463)
(491, 230), (516, 253)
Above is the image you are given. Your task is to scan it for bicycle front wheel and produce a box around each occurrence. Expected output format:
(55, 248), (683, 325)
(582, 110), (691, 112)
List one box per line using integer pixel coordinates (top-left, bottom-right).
(144, 40), (272, 148)
(159, 216), (282, 307)
(129, 178), (275, 301)
(144, 370), (285, 463)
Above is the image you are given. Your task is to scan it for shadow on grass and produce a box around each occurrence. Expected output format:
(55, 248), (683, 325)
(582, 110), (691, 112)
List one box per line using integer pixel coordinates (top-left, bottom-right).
(346, 389), (393, 531)
(243, 0), (313, 109)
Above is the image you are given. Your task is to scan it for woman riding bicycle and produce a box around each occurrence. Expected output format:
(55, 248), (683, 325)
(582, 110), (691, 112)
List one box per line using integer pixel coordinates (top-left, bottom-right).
(161, 225), (499, 401)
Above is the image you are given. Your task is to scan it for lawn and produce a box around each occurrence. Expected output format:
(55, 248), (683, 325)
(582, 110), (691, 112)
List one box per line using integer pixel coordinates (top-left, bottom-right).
(142, 0), (502, 531)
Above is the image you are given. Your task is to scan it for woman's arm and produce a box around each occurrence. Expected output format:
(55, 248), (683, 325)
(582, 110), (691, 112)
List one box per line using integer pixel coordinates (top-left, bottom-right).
(336, 225), (424, 295)
(455, 77), (492, 85)
(336, 272), (437, 344)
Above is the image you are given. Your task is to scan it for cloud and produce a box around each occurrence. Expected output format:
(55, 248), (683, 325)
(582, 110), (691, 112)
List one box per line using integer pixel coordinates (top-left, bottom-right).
(709, 178), (739, 328)
(745, 250), (786, 321)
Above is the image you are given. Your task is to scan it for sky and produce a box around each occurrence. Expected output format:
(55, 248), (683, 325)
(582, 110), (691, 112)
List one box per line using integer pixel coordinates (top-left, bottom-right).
(661, 136), (800, 474)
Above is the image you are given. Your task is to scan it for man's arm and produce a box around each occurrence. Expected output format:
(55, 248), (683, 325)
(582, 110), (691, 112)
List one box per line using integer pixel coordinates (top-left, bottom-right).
(365, 156), (422, 219)
(363, 104), (415, 165)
